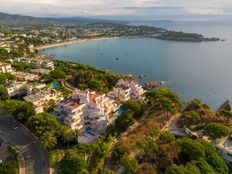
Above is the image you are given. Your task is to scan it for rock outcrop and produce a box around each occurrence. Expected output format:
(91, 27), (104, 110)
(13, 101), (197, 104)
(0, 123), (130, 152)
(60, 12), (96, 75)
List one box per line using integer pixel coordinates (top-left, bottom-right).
(218, 100), (231, 111)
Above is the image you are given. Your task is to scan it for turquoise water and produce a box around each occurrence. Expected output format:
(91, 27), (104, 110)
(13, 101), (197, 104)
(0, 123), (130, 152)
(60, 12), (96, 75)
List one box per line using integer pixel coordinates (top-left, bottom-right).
(51, 82), (60, 89)
(39, 21), (232, 109)
(117, 108), (124, 115)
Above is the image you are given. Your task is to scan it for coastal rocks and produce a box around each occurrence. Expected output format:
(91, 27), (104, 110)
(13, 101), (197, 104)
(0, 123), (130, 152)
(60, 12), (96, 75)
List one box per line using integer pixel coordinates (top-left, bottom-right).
(138, 74), (147, 79)
(218, 100), (231, 111)
(144, 81), (164, 90)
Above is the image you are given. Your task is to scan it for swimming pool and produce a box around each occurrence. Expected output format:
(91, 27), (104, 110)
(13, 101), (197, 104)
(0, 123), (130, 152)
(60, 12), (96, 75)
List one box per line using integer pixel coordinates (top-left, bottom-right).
(51, 82), (60, 89)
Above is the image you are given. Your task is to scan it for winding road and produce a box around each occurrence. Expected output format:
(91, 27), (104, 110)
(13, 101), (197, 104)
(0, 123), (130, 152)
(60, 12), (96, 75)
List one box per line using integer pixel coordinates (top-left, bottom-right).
(0, 115), (49, 174)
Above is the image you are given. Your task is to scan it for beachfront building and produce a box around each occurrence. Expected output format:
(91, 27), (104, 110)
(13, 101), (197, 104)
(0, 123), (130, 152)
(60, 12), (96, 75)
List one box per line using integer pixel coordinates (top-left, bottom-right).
(24, 88), (63, 114)
(53, 97), (86, 131)
(108, 79), (146, 102)
(16, 57), (54, 70)
(53, 90), (119, 133)
(13, 71), (39, 81)
(73, 90), (119, 130)
(4, 81), (28, 97)
(0, 62), (13, 73)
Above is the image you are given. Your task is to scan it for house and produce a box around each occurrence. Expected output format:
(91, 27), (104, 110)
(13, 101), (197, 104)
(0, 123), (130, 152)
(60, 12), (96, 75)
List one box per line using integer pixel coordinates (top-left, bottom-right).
(0, 63), (13, 73)
(24, 88), (63, 114)
(108, 79), (146, 102)
(13, 72), (39, 81)
(24, 94), (45, 113)
(4, 81), (28, 97)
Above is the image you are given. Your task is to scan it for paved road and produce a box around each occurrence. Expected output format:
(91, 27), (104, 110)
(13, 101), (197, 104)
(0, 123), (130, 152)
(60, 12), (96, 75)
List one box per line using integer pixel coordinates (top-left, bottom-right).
(0, 116), (49, 174)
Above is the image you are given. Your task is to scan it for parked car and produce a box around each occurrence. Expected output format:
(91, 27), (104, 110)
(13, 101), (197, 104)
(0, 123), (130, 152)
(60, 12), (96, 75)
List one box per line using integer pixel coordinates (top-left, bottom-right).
(11, 124), (18, 130)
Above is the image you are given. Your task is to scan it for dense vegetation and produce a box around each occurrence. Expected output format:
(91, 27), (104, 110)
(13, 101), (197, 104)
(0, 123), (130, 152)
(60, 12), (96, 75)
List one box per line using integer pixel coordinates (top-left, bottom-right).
(0, 73), (15, 83)
(42, 60), (126, 93)
(0, 99), (35, 123)
(0, 84), (9, 100)
(0, 161), (19, 174)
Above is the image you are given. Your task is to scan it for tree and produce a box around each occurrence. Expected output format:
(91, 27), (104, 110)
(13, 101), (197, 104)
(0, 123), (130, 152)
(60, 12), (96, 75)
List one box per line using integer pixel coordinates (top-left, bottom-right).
(204, 123), (230, 139)
(181, 137), (205, 160)
(165, 163), (201, 174)
(0, 100), (35, 123)
(59, 150), (87, 174)
(114, 113), (135, 134)
(0, 48), (9, 59)
(159, 131), (175, 143)
(196, 139), (217, 156)
(165, 164), (186, 174)
(48, 70), (66, 81)
(0, 85), (9, 100)
(12, 62), (30, 72)
(206, 153), (229, 174)
(27, 112), (60, 138)
(0, 73), (16, 83)
(61, 127), (79, 149)
(120, 155), (138, 174)
(111, 145), (127, 164)
(121, 100), (142, 117)
(196, 158), (216, 174)
(0, 161), (18, 174)
(40, 132), (57, 150)
(145, 87), (181, 113)
(180, 111), (201, 127)
(218, 110), (232, 119)
(102, 169), (115, 174)
(185, 163), (201, 174)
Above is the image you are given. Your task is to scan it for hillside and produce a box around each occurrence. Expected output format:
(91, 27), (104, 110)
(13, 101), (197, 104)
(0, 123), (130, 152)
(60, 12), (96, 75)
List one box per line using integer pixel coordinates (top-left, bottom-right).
(0, 12), (101, 26)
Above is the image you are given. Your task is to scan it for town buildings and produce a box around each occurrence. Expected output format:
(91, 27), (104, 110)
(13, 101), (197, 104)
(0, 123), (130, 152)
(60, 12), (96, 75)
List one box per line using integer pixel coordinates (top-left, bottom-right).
(108, 79), (146, 102)
(16, 57), (54, 70)
(0, 62), (12, 73)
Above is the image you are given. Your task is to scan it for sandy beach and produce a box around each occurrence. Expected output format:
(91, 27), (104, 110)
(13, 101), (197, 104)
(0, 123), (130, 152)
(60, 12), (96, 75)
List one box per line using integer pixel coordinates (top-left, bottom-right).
(36, 37), (118, 50)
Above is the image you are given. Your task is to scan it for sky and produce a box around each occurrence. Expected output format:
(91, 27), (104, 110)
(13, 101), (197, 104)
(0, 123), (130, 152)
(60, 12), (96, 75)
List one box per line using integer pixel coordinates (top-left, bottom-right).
(0, 0), (232, 20)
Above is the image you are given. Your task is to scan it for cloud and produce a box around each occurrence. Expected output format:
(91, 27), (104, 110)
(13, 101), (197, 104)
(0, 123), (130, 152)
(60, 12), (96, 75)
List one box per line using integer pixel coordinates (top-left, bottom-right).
(132, 0), (159, 6)
(0, 0), (232, 19)
(185, 7), (224, 15)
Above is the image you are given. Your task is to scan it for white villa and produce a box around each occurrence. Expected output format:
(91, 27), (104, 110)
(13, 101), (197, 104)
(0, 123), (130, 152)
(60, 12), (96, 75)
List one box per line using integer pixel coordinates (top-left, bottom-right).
(53, 90), (119, 133)
(108, 79), (146, 102)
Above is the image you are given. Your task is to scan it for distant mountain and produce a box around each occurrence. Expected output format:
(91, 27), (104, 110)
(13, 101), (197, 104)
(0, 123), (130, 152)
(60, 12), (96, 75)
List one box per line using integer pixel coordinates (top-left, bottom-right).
(0, 12), (102, 26)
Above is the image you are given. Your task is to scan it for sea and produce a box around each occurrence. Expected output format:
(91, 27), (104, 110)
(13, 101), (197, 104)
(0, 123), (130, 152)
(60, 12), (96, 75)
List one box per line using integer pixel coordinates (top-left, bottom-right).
(39, 20), (232, 109)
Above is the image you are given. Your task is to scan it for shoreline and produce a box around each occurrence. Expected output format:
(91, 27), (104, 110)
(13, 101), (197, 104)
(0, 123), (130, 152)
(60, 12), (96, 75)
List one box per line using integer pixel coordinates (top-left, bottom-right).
(36, 37), (119, 51)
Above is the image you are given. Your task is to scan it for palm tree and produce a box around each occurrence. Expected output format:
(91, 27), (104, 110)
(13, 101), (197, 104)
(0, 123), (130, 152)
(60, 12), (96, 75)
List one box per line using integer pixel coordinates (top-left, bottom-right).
(40, 132), (57, 150)
(61, 127), (79, 149)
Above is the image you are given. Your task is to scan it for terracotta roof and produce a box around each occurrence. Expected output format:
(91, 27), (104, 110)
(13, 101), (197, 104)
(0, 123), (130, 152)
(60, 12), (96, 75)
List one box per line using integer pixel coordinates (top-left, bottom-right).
(88, 93), (100, 103)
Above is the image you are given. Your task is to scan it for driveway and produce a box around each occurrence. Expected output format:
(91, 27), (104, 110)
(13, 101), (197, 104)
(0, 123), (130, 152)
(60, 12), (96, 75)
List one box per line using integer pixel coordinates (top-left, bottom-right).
(0, 115), (49, 174)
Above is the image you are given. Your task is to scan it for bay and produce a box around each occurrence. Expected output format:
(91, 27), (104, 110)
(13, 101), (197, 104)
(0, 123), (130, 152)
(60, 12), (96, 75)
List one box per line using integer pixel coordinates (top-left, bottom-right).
(39, 21), (232, 109)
